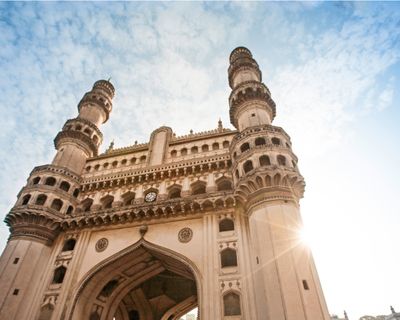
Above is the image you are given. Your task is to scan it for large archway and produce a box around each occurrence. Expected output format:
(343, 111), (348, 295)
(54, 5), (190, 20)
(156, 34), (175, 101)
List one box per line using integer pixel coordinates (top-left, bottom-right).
(67, 240), (201, 320)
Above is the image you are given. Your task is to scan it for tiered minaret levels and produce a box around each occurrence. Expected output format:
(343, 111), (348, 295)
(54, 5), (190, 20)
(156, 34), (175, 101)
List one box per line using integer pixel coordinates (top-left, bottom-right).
(229, 47), (330, 320)
(0, 49), (330, 320)
(0, 80), (114, 319)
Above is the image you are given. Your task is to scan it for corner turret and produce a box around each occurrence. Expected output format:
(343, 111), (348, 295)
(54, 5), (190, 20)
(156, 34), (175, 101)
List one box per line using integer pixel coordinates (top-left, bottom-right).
(52, 80), (115, 174)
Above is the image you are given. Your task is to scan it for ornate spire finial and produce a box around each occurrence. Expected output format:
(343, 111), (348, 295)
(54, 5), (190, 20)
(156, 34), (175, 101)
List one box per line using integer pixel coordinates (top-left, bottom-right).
(107, 76), (112, 82)
(106, 140), (114, 153)
(391, 306), (396, 314)
(218, 118), (223, 131)
(344, 310), (349, 320)
(139, 225), (148, 238)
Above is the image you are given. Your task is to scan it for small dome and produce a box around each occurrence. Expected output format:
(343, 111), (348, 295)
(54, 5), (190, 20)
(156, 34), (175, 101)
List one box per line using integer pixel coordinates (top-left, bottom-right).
(93, 80), (115, 98)
(229, 47), (253, 64)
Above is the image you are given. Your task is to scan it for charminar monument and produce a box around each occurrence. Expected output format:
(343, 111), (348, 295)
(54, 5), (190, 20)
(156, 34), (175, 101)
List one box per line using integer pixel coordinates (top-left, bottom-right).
(0, 47), (330, 320)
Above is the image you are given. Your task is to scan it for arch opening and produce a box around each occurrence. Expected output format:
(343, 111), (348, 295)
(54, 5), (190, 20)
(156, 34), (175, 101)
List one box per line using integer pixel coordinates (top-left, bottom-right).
(68, 241), (200, 320)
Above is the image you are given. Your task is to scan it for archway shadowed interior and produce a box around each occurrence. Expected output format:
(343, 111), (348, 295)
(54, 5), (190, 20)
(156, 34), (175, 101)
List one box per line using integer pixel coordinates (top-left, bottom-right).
(68, 240), (200, 320)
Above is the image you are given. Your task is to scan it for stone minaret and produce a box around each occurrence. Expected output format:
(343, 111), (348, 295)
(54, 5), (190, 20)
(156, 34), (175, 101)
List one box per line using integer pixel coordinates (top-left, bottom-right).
(0, 80), (114, 320)
(228, 47), (330, 319)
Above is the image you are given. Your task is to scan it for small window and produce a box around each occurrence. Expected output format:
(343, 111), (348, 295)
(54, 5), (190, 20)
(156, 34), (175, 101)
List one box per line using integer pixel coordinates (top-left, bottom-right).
(103, 163), (109, 168)
(255, 137), (266, 146)
(32, 177), (40, 185)
(224, 292), (241, 316)
(66, 206), (74, 215)
(51, 199), (63, 211)
(94, 164), (100, 171)
(121, 159), (127, 165)
(191, 182), (206, 195)
(212, 142), (219, 150)
(44, 177), (56, 186)
(140, 155), (146, 163)
(62, 239), (76, 252)
(223, 141), (230, 148)
(84, 128), (91, 135)
(13, 258), (19, 264)
(277, 155), (286, 166)
(219, 219), (234, 232)
(259, 155), (271, 166)
(13, 289), (19, 296)
(181, 148), (188, 156)
(52, 266), (67, 284)
(233, 152), (237, 159)
(101, 195), (114, 209)
(122, 192), (135, 206)
(21, 194), (31, 205)
(240, 143), (250, 152)
(191, 146), (198, 154)
(85, 166), (91, 172)
(272, 137), (281, 146)
(302, 280), (309, 290)
(170, 150), (177, 158)
(73, 188), (80, 198)
(93, 135), (99, 144)
(221, 248), (237, 268)
(217, 179), (232, 191)
(35, 194), (47, 206)
(75, 125), (82, 131)
(59, 181), (70, 192)
(243, 160), (253, 173)
(112, 161), (118, 167)
(251, 113), (256, 117)
(201, 144), (209, 152)
(131, 157), (137, 164)
(168, 187), (181, 199)
(81, 198), (93, 212)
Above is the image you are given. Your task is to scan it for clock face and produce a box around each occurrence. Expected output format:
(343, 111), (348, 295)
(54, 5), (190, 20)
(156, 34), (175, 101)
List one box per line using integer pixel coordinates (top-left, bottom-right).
(145, 191), (157, 203)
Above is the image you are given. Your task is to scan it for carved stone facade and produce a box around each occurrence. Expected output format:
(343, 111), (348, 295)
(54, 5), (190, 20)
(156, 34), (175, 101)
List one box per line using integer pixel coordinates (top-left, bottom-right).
(0, 47), (330, 320)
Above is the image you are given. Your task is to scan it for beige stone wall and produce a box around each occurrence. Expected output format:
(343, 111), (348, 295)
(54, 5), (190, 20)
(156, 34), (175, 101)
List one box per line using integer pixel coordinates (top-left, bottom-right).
(0, 239), (52, 320)
(248, 201), (330, 320)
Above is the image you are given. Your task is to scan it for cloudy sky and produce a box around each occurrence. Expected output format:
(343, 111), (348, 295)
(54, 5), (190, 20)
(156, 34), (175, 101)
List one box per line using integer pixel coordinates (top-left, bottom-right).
(0, 2), (399, 319)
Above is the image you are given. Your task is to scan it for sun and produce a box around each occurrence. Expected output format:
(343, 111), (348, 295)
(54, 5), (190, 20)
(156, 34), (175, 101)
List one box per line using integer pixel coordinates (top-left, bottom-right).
(298, 227), (313, 247)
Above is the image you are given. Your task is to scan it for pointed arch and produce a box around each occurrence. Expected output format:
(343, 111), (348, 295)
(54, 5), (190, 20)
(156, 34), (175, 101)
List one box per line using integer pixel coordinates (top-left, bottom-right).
(243, 160), (253, 173)
(216, 177), (233, 191)
(66, 239), (202, 320)
(223, 291), (241, 316)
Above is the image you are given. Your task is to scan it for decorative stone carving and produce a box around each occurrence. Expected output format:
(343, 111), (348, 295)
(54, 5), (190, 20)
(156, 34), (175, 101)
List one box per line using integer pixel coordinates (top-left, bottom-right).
(139, 225), (148, 237)
(95, 238), (108, 252)
(178, 227), (193, 243)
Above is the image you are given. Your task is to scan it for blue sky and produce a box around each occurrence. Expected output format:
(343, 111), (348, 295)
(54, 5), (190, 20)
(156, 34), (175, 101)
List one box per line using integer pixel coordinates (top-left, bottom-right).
(0, 2), (399, 319)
